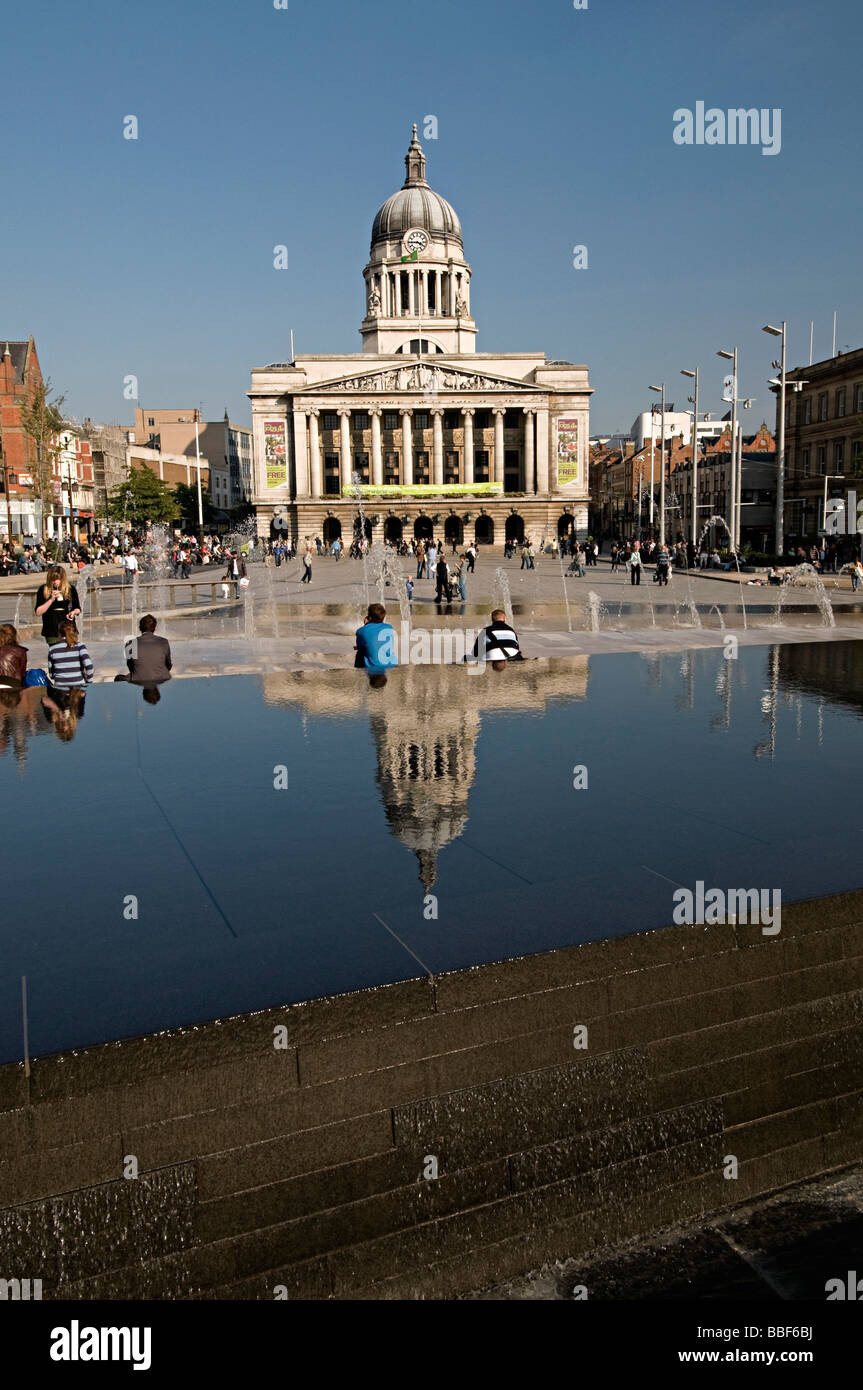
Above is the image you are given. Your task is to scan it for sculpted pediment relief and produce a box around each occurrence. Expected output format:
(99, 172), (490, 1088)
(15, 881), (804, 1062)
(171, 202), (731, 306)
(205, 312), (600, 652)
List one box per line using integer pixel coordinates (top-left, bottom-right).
(301, 364), (536, 395)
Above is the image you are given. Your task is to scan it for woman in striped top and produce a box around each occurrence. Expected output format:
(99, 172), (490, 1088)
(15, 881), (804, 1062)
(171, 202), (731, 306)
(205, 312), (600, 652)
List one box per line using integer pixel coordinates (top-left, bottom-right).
(47, 622), (95, 690)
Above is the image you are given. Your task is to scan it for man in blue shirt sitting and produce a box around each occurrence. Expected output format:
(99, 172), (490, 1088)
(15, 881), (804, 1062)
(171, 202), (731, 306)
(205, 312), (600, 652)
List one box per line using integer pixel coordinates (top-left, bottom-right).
(354, 603), (398, 685)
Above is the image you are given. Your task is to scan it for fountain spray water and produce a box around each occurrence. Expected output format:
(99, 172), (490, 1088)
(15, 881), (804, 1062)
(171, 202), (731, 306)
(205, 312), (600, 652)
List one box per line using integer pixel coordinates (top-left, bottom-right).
(492, 568), (514, 628)
(557, 552), (573, 632)
(350, 471), (371, 607)
(697, 515), (748, 630)
(775, 563), (835, 628)
(586, 590), (603, 632)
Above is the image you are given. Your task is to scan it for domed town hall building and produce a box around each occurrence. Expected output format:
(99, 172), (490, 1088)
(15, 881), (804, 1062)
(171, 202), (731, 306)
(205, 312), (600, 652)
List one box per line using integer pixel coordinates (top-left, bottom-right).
(249, 127), (591, 550)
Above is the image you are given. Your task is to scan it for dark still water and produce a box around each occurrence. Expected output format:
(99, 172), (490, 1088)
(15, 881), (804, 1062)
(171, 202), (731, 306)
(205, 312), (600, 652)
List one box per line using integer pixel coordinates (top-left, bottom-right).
(1, 640), (862, 1062)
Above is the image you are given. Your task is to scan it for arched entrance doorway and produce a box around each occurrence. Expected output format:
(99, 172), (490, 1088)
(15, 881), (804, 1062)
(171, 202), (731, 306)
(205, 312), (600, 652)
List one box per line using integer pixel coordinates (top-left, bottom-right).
(384, 516), (403, 545)
(323, 517), (342, 545)
(475, 516), (494, 546)
(444, 515), (463, 548)
(505, 514), (524, 544)
(558, 512), (575, 538)
(414, 515), (433, 540)
(353, 516), (372, 542)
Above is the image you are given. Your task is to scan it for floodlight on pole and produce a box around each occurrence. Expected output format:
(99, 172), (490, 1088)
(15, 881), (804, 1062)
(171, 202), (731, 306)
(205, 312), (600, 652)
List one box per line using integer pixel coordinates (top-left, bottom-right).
(763, 322), (787, 556)
(718, 348), (739, 545)
(681, 368), (699, 541)
(649, 383), (666, 544)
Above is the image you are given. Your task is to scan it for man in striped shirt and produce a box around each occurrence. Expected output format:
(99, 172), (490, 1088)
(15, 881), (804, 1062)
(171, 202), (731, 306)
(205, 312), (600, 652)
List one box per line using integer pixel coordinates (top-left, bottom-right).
(470, 609), (525, 669)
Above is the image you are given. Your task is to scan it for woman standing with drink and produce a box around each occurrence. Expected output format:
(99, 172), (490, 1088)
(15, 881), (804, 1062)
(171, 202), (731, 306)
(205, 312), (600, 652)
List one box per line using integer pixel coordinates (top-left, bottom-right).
(34, 566), (82, 648)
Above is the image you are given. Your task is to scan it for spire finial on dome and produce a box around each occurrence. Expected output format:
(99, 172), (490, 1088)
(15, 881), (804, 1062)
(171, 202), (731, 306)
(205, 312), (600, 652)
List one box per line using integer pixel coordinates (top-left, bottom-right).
(404, 124), (427, 188)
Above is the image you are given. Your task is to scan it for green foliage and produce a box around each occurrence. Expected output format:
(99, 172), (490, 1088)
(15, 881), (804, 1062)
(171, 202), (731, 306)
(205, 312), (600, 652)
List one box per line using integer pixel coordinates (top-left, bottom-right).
(107, 468), (177, 524)
(173, 481), (215, 525)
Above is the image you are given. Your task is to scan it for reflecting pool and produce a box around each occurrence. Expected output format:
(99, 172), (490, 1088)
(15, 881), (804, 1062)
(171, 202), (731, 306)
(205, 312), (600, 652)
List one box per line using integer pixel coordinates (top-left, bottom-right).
(2, 640), (862, 1063)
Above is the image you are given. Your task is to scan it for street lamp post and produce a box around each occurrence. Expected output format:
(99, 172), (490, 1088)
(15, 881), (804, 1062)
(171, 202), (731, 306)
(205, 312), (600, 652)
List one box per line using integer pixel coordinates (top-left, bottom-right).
(763, 322), (786, 557)
(194, 412), (204, 534)
(717, 348), (738, 545)
(648, 407), (656, 530)
(649, 383), (666, 545)
(0, 434), (13, 544)
(681, 367), (699, 542)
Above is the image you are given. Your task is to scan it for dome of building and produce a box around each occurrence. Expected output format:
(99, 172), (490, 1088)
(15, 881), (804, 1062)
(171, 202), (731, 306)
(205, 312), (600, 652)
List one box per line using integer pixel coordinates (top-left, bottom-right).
(371, 125), (463, 250)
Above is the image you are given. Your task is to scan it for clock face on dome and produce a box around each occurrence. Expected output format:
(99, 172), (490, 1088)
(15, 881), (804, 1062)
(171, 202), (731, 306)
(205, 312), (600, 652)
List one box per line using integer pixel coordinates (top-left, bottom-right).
(404, 229), (429, 254)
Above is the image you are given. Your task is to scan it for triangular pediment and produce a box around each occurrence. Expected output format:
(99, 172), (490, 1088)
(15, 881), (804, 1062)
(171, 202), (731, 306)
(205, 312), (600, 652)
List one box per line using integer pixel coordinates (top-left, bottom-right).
(299, 363), (537, 395)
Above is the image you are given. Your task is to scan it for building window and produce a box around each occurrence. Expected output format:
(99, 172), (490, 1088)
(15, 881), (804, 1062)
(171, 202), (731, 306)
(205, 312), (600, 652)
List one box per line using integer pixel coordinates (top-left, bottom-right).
(444, 451), (459, 484)
(817, 445), (827, 475)
(353, 452), (369, 483)
(504, 409), (520, 430)
(818, 393), (828, 422)
(384, 452), (399, 483)
(413, 412), (429, 432)
(855, 385), (863, 415)
(147, 417), (154, 427)
(414, 451), (430, 483)
(383, 411), (399, 431)
(835, 442), (844, 469)
(324, 454), (340, 495)
(474, 450), (489, 482)
(444, 410), (460, 430)
(353, 412), (369, 431)
(802, 448), (811, 477)
(803, 397), (812, 424)
(322, 412), (339, 431)
(853, 440), (863, 468)
(474, 410), (491, 430)
(504, 449), (520, 492)
(837, 388), (846, 418)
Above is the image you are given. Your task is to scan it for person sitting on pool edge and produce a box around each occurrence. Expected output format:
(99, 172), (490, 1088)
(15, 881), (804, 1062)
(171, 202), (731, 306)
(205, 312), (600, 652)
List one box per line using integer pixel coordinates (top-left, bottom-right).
(354, 603), (398, 682)
(115, 614), (173, 685)
(468, 609), (526, 670)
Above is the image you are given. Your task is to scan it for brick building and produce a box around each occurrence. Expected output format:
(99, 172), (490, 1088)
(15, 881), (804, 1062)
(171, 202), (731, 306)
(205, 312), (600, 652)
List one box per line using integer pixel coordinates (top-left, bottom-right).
(0, 337), (44, 541)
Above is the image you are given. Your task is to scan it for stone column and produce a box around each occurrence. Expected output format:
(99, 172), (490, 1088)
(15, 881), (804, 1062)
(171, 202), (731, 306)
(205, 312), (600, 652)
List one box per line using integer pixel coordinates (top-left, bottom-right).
(432, 408), (444, 487)
(370, 408), (383, 487)
(292, 409), (309, 498)
(463, 409), (474, 485)
(493, 408), (506, 487)
(401, 410), (413, 486)
(523, 409), (535, 493)
(339, 409), (352, 491)
(535, 407), (550, 493)
(308, 410), (322, 498)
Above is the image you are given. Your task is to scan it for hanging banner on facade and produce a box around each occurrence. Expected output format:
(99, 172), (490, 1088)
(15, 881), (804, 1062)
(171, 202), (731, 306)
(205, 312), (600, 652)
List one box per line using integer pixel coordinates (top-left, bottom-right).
(556, 417), (579, 486)
(264, 420), (288, 489)
(340, 482), (503, 498)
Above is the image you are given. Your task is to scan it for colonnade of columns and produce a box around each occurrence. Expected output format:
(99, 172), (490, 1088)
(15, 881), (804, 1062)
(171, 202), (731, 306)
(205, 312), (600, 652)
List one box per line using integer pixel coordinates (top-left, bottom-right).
(275, 404), (555, 498)
(368, 267), (470, 318)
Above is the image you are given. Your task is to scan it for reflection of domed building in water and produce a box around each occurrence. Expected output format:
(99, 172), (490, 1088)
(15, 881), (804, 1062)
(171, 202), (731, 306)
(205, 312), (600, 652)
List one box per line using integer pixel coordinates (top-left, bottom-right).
(261, 660), (588, 889)
(250, 126), (592, 552)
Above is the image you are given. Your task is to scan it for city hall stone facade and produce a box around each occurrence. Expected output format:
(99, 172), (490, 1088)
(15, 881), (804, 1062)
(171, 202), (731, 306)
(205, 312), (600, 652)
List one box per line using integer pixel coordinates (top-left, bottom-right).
(249, 128), (591, 549)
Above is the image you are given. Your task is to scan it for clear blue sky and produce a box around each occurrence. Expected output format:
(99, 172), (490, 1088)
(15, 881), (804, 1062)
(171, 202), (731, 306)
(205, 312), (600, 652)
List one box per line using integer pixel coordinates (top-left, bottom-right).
(2, 0), (860, 434)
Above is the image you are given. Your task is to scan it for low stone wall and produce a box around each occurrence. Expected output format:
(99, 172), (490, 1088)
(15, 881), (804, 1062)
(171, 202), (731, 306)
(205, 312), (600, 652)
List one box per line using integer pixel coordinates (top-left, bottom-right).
(1, 892), (861, 1300)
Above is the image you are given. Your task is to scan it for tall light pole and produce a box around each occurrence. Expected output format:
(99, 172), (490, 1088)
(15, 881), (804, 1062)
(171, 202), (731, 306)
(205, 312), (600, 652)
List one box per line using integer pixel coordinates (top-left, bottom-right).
(763, 323), (786, 557)
(194, 409), (204, 534)
(717, 348), (738, 545)
(681, 367), (699, 542)
(649, 383), (666, 544)
(648, 406), (656, 530)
